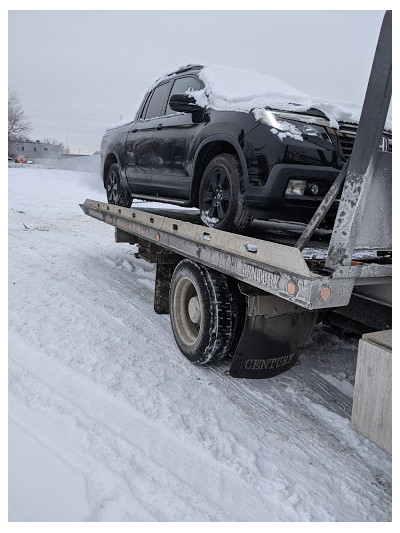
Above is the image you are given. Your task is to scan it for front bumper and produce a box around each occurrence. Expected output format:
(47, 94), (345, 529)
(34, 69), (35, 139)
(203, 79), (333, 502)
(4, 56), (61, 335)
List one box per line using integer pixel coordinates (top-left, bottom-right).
(245, 164), (340, 222)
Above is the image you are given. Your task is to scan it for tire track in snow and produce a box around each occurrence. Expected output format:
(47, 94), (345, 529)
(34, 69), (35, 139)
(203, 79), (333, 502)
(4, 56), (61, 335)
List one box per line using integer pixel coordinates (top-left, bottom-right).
(202, 359), (391, 521)
(9, 333), (299, 521)
(10, 233), (391, 521)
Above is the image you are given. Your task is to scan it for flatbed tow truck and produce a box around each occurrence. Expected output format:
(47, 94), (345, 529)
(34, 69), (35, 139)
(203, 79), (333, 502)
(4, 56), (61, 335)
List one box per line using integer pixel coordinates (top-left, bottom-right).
(80, 13), (391, 386)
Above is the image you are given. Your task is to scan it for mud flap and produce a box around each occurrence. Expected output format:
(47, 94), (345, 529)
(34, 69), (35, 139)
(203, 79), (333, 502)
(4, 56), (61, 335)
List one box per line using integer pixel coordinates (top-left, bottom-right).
(229, 311), (318, 378)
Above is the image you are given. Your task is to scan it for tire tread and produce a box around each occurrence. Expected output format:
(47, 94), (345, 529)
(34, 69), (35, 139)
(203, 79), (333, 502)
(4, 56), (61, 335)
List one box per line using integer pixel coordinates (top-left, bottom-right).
(169, 259), (237, 365)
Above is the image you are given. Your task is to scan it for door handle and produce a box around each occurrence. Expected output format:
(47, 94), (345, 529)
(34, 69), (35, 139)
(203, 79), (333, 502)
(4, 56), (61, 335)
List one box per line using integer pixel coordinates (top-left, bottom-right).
(131, 128), (138, 133)
(156, 123), (163, 130)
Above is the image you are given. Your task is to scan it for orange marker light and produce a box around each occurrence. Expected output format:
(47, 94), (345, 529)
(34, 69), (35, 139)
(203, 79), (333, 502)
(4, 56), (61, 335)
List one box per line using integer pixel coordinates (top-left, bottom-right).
(320, 287), (331, 300)
(287, 281), (297, 295)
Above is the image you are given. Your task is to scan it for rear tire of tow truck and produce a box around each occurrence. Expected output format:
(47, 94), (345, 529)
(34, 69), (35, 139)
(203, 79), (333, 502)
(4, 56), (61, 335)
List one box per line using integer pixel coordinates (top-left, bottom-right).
(169, 259), (237, 365)
(105, 163), (132, 208)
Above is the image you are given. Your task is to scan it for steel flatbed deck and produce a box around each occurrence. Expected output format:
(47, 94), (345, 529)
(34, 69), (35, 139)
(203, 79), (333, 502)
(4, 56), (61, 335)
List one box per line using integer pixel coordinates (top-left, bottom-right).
(80, 199), (391, 312)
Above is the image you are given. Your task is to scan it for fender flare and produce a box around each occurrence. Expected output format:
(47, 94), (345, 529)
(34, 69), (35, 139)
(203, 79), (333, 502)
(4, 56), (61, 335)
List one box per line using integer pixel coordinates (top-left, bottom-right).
(103, 151), (130, 190)
(190, 134), (249, 201)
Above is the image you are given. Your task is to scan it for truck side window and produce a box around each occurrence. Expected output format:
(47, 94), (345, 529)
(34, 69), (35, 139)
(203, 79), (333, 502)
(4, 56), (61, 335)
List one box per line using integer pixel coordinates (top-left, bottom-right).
(144, 82), (172, 120)
(165, 77), (202, 115)
(138, 93), (151, 120)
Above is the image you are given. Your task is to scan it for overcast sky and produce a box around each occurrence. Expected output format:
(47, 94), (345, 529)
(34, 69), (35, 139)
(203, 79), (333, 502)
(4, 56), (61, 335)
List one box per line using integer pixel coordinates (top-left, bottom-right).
(8, 10), (385, 154)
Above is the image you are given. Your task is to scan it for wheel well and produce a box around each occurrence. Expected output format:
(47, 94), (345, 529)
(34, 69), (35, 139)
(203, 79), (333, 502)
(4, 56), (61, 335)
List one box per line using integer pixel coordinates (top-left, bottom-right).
(103, 153), (118, 185)
(191, 141), (241, 207)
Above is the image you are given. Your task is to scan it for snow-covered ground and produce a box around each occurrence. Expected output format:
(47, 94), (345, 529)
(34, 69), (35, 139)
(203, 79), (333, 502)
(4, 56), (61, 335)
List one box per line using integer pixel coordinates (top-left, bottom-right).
(8, 167), (391, 521)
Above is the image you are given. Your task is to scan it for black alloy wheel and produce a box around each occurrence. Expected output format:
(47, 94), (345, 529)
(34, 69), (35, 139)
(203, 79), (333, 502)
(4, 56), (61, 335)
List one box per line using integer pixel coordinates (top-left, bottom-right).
(202, 166), (232, 223)
(105, 163), (132, 208)
(199, 154), (251, 232)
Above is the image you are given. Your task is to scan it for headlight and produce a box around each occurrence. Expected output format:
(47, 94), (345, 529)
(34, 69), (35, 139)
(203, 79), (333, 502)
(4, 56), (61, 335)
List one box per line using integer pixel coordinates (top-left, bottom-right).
(269, 110), (330, 128)
(256, 110), (287, 131)
(254, 109), (332, 143)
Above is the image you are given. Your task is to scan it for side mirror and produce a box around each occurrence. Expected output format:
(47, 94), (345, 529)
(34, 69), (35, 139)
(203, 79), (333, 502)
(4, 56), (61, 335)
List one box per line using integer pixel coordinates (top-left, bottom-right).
(169, 93), (204, 113)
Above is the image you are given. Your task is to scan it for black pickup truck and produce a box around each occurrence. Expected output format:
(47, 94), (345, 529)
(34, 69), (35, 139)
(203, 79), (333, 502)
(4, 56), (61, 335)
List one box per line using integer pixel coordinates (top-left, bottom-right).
(100, 64), (391, 232)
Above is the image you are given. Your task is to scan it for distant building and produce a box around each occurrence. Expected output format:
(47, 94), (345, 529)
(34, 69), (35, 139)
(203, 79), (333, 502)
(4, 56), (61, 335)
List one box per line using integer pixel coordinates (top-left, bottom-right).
(11, 140), (63, 161)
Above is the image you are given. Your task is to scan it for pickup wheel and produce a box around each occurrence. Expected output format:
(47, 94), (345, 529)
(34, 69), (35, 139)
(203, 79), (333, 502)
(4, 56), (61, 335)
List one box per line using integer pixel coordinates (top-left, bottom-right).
(105, 163), (132, 208)
(169, 259), (236, 365)
(199, 154), (251, 232)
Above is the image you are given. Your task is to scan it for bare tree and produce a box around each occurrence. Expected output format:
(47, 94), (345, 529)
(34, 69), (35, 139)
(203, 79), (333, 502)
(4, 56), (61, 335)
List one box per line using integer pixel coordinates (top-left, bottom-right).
(8, 90), (31, 153)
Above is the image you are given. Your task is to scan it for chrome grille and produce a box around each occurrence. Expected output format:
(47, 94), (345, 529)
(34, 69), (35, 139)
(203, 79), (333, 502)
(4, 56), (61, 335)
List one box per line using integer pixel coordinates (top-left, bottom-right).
(338, 123), (357, 161)
(338, 122), (392, 160)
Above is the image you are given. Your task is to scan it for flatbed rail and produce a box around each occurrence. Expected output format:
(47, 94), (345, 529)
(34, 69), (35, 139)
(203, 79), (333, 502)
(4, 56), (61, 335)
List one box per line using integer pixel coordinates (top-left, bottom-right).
(80, 199), (391, 310)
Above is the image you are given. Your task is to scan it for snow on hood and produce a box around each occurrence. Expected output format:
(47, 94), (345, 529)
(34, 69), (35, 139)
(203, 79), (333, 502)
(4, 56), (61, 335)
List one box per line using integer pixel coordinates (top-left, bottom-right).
(189, 64), (392, 131)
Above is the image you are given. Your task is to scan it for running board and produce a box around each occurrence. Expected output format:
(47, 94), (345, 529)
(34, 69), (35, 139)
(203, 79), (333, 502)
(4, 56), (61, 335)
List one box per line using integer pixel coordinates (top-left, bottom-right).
(132, 193), (191, 206)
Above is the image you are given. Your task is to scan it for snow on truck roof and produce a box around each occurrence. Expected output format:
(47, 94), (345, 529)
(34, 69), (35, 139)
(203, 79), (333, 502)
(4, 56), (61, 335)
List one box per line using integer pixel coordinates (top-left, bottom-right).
(107, 64), (392, 131)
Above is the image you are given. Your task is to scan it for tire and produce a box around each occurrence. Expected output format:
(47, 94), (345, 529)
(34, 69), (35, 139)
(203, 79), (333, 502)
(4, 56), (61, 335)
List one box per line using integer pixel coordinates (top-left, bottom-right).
(226, 277), (247, 356)
(105, 163), (132, 208)
(199, 153), (251, 232)
(169, 259), (237, 365)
